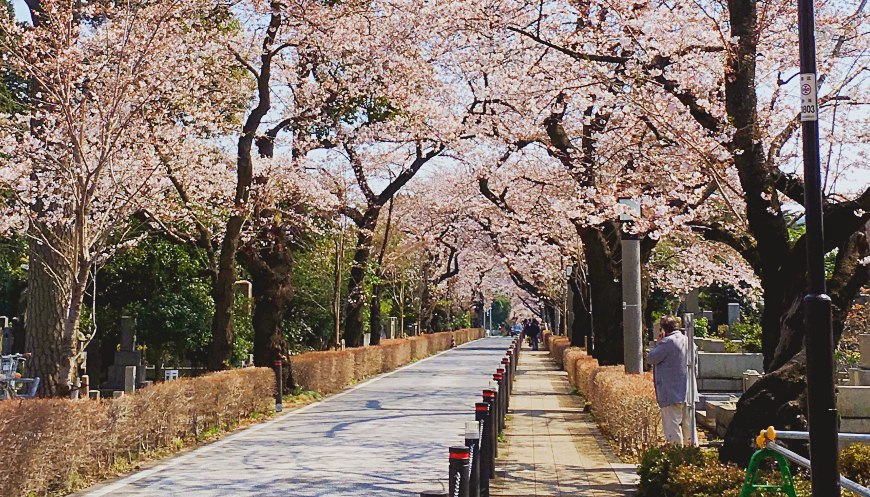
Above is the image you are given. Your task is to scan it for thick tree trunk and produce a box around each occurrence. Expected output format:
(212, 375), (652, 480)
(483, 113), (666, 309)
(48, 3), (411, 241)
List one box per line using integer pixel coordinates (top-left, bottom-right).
(722, 232), (868, 465)
(580, 225), (624, 364)
(208, 216), (242, 370)
(241, 235), (293, 393)
(543, 304), (556, 334)
(25, 237), (75, 396)
(208, 1), (282, 369)
(720, 353), (809, 465)
(471, 291), (484, 328)
(343, 227), (374, 347)
(717, 0), (870, 465)
(419, 258), (436, 333)
(569, 278), (591, 347)
(369, 282), (383, 345)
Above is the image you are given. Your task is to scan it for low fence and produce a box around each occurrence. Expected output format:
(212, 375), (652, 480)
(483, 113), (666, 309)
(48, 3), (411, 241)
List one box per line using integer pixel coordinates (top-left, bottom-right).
(290, 328), (484, 394)
(419, 335), (521, 497)
(0, 367), (275, 497)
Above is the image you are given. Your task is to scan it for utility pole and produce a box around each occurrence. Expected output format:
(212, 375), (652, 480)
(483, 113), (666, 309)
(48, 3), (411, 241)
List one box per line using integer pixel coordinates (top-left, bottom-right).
(618, 198), (643, 374)
(797, 0), (839, 493)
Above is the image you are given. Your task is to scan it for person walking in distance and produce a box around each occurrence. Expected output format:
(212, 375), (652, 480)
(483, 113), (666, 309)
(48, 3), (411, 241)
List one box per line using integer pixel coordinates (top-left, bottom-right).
(647, 315), (694, 446)
(528, 318), (541, 351)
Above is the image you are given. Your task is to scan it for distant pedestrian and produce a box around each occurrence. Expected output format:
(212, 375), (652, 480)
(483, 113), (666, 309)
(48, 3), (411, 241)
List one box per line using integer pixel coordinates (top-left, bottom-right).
(528, 319), (541, 351)
(647, 315), (694, 446)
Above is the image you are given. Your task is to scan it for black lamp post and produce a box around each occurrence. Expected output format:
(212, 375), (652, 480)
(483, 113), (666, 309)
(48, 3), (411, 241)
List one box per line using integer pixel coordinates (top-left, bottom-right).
(797, 0), (839, 494)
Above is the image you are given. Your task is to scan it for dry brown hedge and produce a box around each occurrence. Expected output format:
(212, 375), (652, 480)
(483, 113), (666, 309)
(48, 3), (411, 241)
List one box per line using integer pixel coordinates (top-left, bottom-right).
(0, 367), (274, 497)
(561, 346), (664, 458)
(290, 328), (483, 394)
(546, 334), (570, 367)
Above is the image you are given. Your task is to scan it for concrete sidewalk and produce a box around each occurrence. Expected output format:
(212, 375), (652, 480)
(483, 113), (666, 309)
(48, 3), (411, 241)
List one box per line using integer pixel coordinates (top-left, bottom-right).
(491, 349), (638, 496)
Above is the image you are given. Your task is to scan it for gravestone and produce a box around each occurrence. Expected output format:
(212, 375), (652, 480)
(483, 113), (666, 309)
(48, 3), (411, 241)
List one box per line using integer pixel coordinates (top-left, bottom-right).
(702, 310), (714, 326)
(1, 316), (11, 355)
(685, 289), (701, 314)
(848, 334), (870, 386)
(124, 366), (136, 394)
(838, 338), (870, 442)
(727, 303), (740, 325)
(107, 317), (143, 390)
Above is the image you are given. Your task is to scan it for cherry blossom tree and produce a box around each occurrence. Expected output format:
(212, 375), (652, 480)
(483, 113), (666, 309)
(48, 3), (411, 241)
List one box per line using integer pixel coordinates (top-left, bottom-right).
(479, 0), (869, 463)
(0, 0), (240, 395)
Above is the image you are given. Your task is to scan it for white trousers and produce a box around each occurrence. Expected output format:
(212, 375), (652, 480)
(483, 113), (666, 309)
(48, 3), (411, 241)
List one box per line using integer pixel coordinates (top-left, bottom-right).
(661, 403), (693, 446)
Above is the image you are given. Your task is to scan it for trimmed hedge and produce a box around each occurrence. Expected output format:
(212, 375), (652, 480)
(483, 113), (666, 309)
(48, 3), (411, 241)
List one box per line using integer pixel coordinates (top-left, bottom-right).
(549, 336), (570, 367)
(551, 338), (663, 457)
(290, 328), (484, 394)
(0, 367), (275, 497)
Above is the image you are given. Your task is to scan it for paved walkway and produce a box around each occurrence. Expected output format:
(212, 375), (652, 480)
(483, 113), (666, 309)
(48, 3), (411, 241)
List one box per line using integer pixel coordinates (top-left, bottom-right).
(491, 349), (638, 496)
(76, 337), (513, 497)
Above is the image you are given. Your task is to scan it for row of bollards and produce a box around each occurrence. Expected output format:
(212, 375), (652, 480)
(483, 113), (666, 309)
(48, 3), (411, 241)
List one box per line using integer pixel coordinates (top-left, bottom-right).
(421, 335), (521, 497)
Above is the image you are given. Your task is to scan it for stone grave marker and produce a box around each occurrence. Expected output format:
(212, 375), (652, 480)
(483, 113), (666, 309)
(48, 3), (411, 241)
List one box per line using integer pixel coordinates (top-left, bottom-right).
(685, 289), (701, 314)
(701, 310), (714, 326)
(107, 317), (143, 390)
(1, 316), (11, 354)
(727, 303), (740, 325)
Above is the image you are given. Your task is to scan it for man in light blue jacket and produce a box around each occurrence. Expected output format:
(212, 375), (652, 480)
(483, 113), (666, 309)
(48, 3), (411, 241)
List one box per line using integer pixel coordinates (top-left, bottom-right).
(648, 315), (694, 446)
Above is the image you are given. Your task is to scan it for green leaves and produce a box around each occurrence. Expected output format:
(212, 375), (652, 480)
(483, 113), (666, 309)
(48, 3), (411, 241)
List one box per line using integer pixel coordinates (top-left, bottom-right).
(96, 236), (214, 364)
(729, 321), (762, 352)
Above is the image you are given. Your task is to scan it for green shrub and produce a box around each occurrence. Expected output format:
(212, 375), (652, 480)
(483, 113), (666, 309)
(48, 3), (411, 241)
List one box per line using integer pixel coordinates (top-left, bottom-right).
(638, 445), (706, 497)
(670, 460), (745, 497)
(694, 317), (709, 338)
(638, 446), (833, 497)
(841, 443), (870, 486)
(729, 322), (762, 352)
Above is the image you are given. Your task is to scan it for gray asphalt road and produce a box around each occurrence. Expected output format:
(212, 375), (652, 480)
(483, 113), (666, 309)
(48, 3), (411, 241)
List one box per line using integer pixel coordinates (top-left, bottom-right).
(79, 337), (511, 497)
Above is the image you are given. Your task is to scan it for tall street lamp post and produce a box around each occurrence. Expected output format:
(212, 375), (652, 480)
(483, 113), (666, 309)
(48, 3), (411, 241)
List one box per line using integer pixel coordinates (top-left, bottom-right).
(618, 197), (643, 374)
(797, 0), (839, 493)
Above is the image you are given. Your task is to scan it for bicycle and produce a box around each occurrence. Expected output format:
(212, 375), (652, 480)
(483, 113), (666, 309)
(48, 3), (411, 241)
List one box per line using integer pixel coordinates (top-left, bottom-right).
(0, 353), (40, 399)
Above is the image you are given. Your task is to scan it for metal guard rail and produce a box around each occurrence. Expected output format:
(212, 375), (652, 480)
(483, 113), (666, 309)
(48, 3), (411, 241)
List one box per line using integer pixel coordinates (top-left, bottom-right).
(756, 427), (870, 497)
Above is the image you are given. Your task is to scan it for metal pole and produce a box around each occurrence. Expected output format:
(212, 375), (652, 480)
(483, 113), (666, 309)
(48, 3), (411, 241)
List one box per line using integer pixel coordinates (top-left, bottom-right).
(475, 402), (491, 495)
(621, 234), (643, 374)
(775, 430), (870, 443)
(684, 313), (698, 447)
(501, 358), (511, 396)
(274, 360), (283, 413)
(449, 446), (471, 497)
(796, 0), (839, 493)
(767, 442), (870, 497)
(483, 388), (498, 465)
(465, 421), (481, 497)
(494, 372), (505, 432)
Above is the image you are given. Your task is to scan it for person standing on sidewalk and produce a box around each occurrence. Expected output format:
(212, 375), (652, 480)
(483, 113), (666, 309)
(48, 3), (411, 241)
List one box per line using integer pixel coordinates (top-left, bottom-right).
(647, 315), (692, 446)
